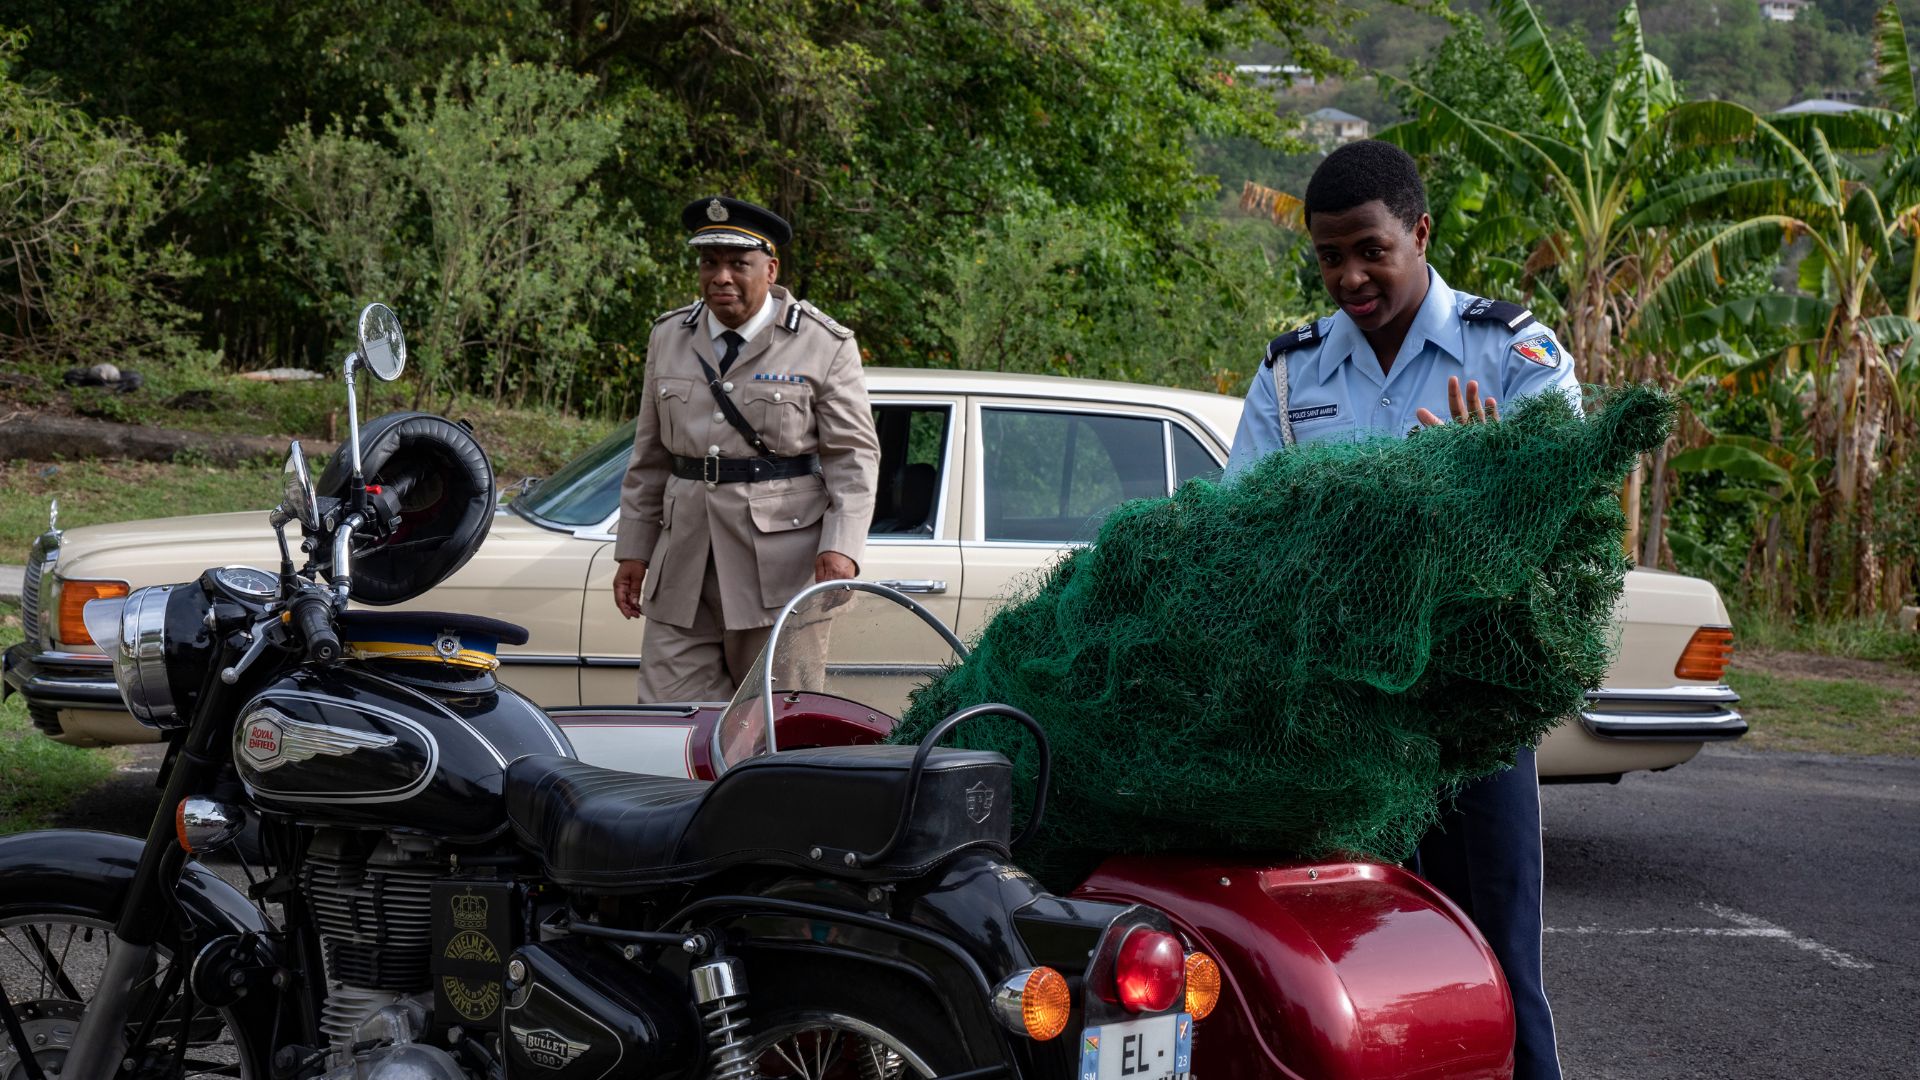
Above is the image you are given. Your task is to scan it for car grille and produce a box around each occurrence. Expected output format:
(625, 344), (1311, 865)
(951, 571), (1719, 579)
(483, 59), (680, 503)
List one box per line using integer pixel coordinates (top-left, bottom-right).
(21, 535), (55, 647)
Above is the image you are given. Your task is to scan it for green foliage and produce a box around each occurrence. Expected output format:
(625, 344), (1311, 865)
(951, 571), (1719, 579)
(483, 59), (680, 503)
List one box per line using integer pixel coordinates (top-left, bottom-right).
(252, 52), (648, 409)
(928, 208), (1305, 391)
(0, 29), (205, 367)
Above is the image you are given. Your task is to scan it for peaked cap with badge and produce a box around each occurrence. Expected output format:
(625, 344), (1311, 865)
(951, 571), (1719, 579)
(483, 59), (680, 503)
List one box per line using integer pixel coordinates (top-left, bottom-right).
(681, 196), (793, 255)
(615, 195), (880, 702)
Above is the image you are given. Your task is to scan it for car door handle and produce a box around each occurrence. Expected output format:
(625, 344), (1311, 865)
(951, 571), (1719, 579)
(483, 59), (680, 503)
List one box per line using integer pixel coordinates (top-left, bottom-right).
(875, 579), (948, 594)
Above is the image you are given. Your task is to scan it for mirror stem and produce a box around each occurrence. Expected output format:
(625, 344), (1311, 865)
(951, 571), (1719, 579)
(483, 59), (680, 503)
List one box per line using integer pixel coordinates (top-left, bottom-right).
(343, 351), (365, 480)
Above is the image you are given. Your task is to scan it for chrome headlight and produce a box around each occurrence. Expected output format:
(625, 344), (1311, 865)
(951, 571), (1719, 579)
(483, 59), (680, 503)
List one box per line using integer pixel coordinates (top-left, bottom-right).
(83, 586), (180, 725)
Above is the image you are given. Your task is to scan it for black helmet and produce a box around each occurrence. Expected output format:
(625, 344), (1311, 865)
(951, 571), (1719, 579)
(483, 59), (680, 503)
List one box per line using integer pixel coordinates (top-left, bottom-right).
(317, 412), (495, 605)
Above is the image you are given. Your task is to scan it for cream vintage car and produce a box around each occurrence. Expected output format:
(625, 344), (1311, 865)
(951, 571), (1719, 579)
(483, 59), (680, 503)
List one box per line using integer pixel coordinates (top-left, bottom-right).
(3, 367), (1743, 779)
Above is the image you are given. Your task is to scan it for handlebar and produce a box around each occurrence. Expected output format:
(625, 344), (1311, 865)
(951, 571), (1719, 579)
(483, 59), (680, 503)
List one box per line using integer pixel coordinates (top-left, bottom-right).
(291, 593), (341, 665)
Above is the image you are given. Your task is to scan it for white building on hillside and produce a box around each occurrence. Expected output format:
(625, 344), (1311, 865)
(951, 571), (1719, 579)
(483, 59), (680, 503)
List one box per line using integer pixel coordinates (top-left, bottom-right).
(1305, 108), (1370, 144)
(1759, 0), (1809, 22)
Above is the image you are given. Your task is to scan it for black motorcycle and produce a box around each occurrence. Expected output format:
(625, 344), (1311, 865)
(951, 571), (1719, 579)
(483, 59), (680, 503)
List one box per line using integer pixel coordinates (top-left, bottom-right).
(0, 306), (1205, 1079)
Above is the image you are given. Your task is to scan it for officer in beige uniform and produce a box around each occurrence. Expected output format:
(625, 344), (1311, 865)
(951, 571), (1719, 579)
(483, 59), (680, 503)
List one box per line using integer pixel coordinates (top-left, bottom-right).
(613, 196), (880, 702)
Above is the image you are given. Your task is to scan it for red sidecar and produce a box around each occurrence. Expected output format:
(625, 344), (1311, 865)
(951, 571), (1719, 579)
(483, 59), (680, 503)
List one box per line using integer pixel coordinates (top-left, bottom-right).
(553, 583), (1516, 1078)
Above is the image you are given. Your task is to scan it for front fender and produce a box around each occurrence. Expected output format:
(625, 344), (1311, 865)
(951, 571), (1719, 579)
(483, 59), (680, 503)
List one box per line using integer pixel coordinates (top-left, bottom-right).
(0, 829), (271, 940)
(1076, 856), (1515, 1080)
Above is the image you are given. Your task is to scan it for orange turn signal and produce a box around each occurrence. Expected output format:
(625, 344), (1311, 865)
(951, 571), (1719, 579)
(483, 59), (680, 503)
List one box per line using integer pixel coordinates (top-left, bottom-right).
(991, 966), (1072, 1041)
(1184, 951), (1221, 1020)
(1674, 626), (1734, 681)
(58, 580), (128, 645)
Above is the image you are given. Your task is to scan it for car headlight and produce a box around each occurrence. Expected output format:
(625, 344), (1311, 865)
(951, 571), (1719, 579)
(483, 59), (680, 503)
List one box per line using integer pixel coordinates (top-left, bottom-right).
(82, 585), (208, 727)
(57, 578), (130, 646)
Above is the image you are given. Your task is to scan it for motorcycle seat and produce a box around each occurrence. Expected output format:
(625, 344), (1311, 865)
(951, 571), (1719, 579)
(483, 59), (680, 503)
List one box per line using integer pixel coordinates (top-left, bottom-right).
(505, 745), (1014, 891)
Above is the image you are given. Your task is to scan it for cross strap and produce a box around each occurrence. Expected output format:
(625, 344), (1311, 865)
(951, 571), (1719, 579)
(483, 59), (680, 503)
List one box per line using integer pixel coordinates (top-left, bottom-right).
(695, 354), (773, 456)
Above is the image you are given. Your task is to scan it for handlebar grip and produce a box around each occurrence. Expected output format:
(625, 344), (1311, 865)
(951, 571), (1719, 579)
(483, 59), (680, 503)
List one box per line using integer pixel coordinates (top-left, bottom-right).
(293, 596), (341, 665)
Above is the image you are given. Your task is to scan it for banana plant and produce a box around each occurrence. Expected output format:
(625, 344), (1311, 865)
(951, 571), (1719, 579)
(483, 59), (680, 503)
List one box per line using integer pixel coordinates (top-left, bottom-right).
(1639, 1), (1920, 612)
(1378, 0), (1777, 388)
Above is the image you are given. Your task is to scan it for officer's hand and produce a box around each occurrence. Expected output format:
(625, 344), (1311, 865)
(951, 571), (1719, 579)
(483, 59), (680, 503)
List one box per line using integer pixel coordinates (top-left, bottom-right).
(1416, 376), (1499, 428)
(814, 551), (857, 583)
(613, 559), (648, 619)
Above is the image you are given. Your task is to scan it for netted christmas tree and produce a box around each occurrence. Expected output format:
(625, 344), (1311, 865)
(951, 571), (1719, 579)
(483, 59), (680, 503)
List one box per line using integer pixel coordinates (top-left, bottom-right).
(893, 385), (1674, 886)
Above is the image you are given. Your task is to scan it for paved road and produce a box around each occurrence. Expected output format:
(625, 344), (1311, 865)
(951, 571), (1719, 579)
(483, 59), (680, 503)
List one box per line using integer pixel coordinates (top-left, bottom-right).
(1542, 745), (1919, 1079)
(39, 743), (1920, 1076)
(0, 564), (22, 604)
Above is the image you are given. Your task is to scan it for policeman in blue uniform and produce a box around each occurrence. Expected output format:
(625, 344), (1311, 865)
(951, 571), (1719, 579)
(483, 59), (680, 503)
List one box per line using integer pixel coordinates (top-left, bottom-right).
(1227, 140), (1572, 1080)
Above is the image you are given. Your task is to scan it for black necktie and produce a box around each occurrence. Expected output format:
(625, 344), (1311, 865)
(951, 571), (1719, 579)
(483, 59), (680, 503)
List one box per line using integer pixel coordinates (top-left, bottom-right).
(718, 330), (745, 376)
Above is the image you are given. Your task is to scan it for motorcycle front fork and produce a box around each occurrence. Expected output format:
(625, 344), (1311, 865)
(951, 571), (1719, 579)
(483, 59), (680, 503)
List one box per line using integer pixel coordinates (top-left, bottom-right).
(59, 674), (242, 1080)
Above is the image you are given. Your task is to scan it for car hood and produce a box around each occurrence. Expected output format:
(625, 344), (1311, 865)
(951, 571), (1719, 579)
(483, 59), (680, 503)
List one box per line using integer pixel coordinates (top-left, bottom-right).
(52, 509), (556, 587)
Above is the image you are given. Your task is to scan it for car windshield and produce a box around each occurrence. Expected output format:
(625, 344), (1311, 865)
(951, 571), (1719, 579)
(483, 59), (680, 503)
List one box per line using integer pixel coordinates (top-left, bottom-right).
(512, 422), (634, 528)
(712, 584), (967, 772)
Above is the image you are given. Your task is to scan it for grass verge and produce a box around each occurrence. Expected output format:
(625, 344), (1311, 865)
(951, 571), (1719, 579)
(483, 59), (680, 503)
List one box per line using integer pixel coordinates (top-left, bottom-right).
(0, 602), (117, 834)
(1725, 661), (1920, 758)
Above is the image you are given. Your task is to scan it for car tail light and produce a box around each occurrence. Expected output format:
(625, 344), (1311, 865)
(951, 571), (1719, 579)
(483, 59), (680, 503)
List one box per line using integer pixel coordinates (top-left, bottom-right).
(1675, 625), (1734, 681)
(1115, 928), (1184, 1013)
(59, 580), (129, 645)
(990, 966), (1072, 1040)
(1184, 951), (1221, 1019)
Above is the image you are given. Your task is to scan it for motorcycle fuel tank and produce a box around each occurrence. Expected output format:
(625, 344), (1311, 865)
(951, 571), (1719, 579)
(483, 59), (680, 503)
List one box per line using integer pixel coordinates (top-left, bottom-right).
(235, 663), (572, 841)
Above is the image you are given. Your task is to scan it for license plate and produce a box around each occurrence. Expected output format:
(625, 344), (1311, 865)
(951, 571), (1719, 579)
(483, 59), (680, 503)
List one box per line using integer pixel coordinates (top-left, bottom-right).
(1077, 1012), (1193, 1080)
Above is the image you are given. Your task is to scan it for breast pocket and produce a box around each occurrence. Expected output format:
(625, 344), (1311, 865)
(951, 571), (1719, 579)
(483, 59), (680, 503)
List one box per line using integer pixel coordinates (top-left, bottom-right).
(655, 377), (694, 449)
(740, 381), (813, 453)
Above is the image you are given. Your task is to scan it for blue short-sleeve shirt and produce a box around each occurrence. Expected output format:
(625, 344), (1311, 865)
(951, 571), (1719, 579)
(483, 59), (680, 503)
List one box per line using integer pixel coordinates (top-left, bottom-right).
(1226, 268), (1579, 477)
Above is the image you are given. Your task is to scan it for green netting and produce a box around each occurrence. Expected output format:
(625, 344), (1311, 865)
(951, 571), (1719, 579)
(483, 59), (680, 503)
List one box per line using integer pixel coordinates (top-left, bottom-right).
(892, 385), (1674, 887)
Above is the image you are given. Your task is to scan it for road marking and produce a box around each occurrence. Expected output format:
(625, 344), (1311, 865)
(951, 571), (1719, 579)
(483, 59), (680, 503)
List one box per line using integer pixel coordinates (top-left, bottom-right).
(1545, 902), (1873, 971)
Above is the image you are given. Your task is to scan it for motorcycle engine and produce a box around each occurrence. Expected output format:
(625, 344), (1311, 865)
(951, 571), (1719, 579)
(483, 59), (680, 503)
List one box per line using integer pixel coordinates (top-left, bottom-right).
(299, 830), (447, 1052)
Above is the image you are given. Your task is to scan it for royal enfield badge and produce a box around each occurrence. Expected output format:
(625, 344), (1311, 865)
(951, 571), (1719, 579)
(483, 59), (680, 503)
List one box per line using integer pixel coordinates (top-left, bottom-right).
(965, 781), (995, 824)
(236, 706), (397, 771)
(707, 198), (728, 222)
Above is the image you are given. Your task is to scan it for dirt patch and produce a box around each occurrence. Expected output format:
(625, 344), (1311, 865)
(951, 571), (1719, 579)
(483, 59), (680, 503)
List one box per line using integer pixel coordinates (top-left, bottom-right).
(1740, 649), (1920, 692)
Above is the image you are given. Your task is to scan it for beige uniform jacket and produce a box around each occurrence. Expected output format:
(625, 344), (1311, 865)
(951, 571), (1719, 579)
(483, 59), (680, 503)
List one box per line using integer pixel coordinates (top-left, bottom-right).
(616, 285), (880, 630)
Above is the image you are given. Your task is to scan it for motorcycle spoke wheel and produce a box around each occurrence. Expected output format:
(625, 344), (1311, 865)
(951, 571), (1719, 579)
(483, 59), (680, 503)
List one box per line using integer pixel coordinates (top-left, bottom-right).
(746, 1013), (937, 1079)
(0, 915), (254, 1080)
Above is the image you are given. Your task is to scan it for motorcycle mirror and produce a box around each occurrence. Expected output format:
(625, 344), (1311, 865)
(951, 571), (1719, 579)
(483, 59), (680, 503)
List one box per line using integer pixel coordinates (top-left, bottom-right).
(282, 441), (320, 531)
(355, 303), (406, 382)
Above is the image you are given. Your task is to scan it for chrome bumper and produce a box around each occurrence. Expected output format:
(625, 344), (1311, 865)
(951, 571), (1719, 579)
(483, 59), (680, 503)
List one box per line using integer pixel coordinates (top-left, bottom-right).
(1, 644), (121, 710)
(1579, 685), (1746, 742)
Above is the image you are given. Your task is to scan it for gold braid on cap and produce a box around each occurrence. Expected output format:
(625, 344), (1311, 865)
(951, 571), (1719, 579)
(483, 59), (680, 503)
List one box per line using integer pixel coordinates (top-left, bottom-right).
(694, 223), (777, 255)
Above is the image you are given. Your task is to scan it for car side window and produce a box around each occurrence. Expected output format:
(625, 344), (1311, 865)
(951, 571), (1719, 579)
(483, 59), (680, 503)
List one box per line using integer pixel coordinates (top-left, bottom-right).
(1172, 423), (1223, 487)
(982, 409), (1166, 542)
(869, 404), (951, 537)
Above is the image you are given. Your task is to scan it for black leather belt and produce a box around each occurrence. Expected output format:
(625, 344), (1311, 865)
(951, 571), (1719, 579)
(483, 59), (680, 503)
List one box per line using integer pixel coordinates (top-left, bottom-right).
(672, 453), (819, 484)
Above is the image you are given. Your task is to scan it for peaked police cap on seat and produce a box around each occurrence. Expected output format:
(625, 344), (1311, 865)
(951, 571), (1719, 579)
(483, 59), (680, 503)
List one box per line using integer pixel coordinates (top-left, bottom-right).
(681, 196), (792, 255)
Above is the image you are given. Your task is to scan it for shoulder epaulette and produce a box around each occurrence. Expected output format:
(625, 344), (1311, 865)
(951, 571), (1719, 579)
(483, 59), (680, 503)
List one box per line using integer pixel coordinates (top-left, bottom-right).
(781, 299), (803, 333)
(1459, 297), (1537, 333)
(655, 299), (703, 328)
(1263, 320), (1323, 368)
(795, 299), (855, 340)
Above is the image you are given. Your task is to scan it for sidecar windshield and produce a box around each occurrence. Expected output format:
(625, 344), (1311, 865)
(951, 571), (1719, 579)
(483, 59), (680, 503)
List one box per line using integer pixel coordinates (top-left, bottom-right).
(713, 582), (968, 773)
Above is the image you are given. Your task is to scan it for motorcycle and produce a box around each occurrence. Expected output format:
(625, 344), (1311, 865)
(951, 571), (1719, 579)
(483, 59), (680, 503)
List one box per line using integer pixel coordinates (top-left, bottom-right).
(563, 576), (1523, 1079)
(0, 305), (1209, 1080)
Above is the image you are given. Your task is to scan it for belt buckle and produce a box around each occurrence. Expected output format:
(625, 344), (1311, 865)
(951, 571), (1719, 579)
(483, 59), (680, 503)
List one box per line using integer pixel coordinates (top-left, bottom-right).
(703, 452), (720, 488)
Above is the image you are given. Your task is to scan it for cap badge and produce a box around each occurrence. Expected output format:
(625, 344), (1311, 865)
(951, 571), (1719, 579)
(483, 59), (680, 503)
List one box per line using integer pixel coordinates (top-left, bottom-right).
(707, 198), (729, 222)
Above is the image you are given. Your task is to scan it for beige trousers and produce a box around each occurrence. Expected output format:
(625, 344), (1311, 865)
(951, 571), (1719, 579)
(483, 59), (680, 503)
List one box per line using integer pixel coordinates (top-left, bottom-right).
(635, 562), (772, 704)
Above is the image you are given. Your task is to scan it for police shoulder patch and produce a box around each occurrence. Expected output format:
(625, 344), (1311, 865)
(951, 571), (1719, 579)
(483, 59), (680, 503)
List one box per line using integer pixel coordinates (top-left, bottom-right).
(1263, 319), (1324, 368)
(797, 300), (855, 340)
(1511, 331), (1561, 369)
(1459, 297), (1538, 333)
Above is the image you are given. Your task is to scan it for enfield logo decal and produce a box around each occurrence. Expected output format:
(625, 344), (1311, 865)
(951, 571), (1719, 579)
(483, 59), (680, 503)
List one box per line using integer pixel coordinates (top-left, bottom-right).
(965, 781), (995, 825)
(1513, 333), (1561, 368)
(237, 707), (396, 771)
(511, 1027), (590, 1070)
(442, 892), (502, 1022)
